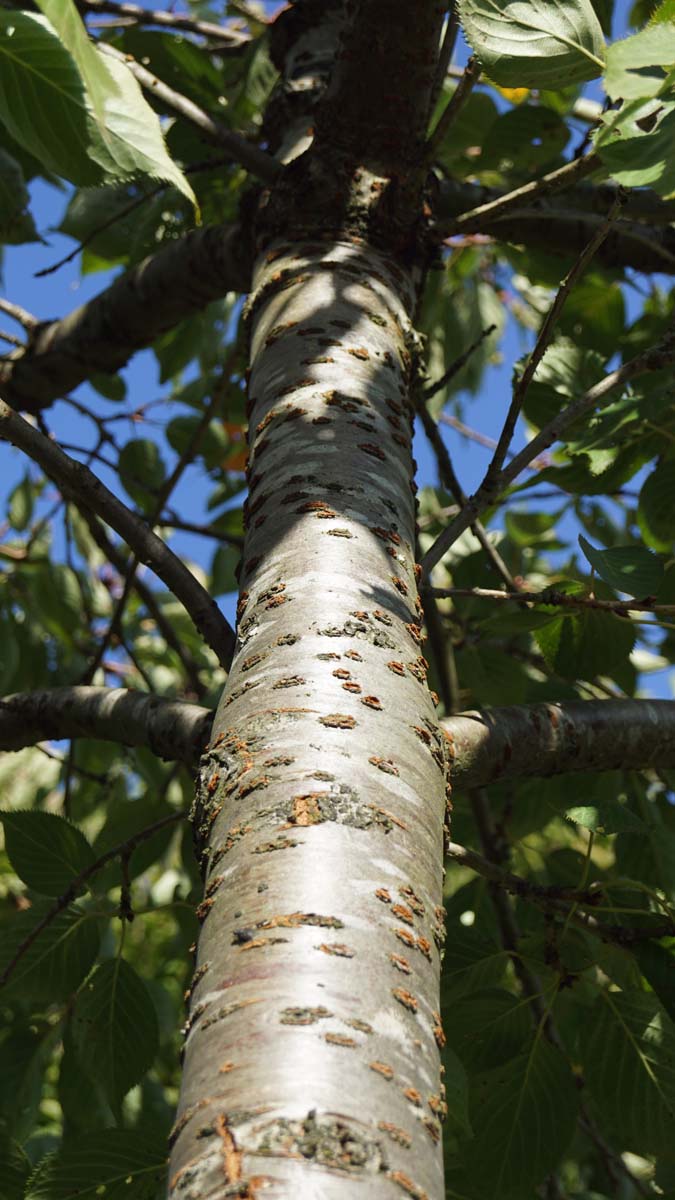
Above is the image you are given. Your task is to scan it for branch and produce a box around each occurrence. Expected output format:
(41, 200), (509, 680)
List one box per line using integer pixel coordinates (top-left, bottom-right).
(428, 584), (675, 618)
(79, 0), (252, 43)
(5, 692), (675, 797)
(0, 297), (38, 331)
(0, 810), (184, 990)
(83, 513), (207, 697)
(421, 329), (675, 573)
(427, 55), (481, 158)
(0, 687), (212, 764)
(446, 838), (675, 943)
(440, 151), (602, 235)
(485, 190), (624, 482)
(0, 223), (251, 414)
(98, 44), (280, 185)
(436, 178), (675, 275)
(444, 700), (675, 790)
(417, 399), (515, 589)
(0, 401), (236, 667)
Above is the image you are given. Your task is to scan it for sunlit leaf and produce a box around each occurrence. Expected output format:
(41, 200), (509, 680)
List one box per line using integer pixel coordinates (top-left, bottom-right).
(457, 0), (605, 88)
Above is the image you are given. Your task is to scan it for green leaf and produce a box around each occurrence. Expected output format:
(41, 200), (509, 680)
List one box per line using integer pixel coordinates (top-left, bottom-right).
(85, 49), (198, 212)
(457, 0), (605, 88)
(580, 990), (675, 1156)
(0, 149), (39, 244)
(166, 414), (230, 469)
(58, 1025), (114, 1133)
(443, 1044), (473, 1138)
(91, 798), (176, 890)
(638, 460), (675, 549)
(604, 24), (675, 101)
(0, 902), (99, 1002)
(0, 1135), (30, 1200)
(118, 438), (166, 512)
(72, 958), (159, 1106)
(0, 8), (195, 203)
(89, 370), (126, 402)
(578, 533), (663, 596)
(615, 822), (675, 903)
(505, 509), (561, 546)
(211, 544), (239, 596)
(36, 0), (197, 209)
(521, 337), (606, 431)
(565, 799), (647, 834)
(633, 941), (675, 1025)
(534, 608), (635, 680)
(445, 988), (532, 1070)
(0, 1024), (47, 1141)
(25, 1129), (166, 1200)
(8, 474), (35, 531)
(0, 11), (101, 185)
(595, 98), (675, 196)
(35, 0), (113, 125)
(0, 810), (95, 896)
(442, 931), (507, 1000)
(452, 1037), (579, 1198)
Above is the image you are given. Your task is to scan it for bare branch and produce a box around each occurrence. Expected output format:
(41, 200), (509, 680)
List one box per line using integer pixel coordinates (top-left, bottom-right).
(0, 223), (250, 414)
(446, 837), (674, 943)
(0, 297), (38, 331)
(428, 584), (675, 617)
(444, 699), (675, 789)
(0, 686), (212, 764)
(417, 400), (515, 589)
(484, 190), (625, 483)
(78, 0), (252, 43)
(421, 329), (675, 573)
(440, 151), (602, 236)
(0, 401), (236, 667)
(427, 55), (481, 158)
(436, 178), (675, 274)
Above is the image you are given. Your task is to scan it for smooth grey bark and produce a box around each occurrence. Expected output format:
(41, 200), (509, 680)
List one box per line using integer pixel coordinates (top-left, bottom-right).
(0, 687), (211, 764)
(4, 691), (675, 793)
(169, 1), (450, 1194)
(168, 236), (448, 1200)
(444, 700), (675, 789)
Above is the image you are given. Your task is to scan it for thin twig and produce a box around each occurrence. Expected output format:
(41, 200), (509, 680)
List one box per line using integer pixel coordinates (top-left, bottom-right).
(0, 400), (236, 667)
(448, 836), (675, 941)
(427, 55), (481, 157)
(484, 191), (626, 484)
(463, 790), (651, 1196)
(78, 0), (251, 43)
(36, 154), (245, 279)
(417, 402), (515, 589)
(0, 329), (25, 349)
(0, 297), (38, 331)
(81, 513), (207, 697)
(98, 43), (280, 185)
(0, 812), (183, 990)
(423, 323), (497, 401)
(438, 413), (550, 472)
(428, 585), (675, 616)
(82, 369), (235, 685)
(429, 5), (459, 116)
(443, 150), (602, 237)
(421, 329), (675, 574)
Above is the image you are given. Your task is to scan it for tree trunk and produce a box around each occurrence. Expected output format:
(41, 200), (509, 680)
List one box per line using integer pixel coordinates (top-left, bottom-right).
(168, 4), (449, 1197)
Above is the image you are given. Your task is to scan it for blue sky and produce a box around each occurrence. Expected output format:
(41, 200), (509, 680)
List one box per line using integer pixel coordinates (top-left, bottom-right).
(1, 1), (672, 699)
